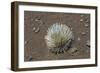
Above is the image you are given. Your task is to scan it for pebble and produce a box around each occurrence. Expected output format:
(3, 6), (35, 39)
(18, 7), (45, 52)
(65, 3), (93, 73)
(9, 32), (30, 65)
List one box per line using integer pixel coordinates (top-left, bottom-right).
(32, 27), (36, 31)
(35, 17), (43, 25)
(69, 47), (78, 54)
(84, 23), (89, 27)
(81, 32), (86, 35)
(77, 37), (81, 41)
(31, 18), (34, 21)
(35, 27), (40, 33)
(80, 15), (84, 17)
(80, 19), (83, 22)
(86, 40), (90, 47)
(28, 56), (33, 61)
(25, 41), (27, 45)
(35, 19), (39, 22)
(35, 17), (41, 22)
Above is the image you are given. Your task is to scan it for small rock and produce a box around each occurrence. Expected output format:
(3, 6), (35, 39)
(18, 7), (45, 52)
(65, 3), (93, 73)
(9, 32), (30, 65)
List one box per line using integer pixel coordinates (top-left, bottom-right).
(32, 27), (36, 31)
(25, 41), (27, 45)
(68, 47), (78, 54)
(35, 17), (41, 21)
(77, 37), (81, 41)
(86, 40), (90, 47)
(80, 19), (83, 22)
(80, 15), (84, 17)
(35, 27), (40, 33)
(84, 23), (89, 27)
(28, 56), (33, 61)
(81, 32), (86, 35)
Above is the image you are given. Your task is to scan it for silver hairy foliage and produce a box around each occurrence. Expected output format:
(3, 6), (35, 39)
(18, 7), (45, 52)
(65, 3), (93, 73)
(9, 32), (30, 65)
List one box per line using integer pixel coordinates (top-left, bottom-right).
(45, 23), (74, 54)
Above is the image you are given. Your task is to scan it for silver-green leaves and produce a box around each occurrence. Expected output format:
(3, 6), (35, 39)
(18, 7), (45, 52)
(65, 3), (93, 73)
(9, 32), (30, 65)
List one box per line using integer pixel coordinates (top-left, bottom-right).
(45, 23), (74, 54)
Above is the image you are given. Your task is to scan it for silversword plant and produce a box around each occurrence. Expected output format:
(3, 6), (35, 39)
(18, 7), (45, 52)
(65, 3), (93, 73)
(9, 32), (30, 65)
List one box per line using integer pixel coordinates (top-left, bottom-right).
(45, 23), (74, 54)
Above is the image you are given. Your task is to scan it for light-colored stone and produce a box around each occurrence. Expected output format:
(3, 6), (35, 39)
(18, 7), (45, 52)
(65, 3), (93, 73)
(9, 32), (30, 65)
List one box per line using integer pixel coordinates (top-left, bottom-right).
(35, 27), (40, 33)
(32, 27), (36, 31)
(80, 15), (84, 17)
(84, 23), (89, 27)
(77, 37), (81, 41)
(86, 40), (90, 47)
(69, 47), (78, 54)
(80, 19), (83, 22)
(81, 32), (86, 35)
(25, 41), (27, 45)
